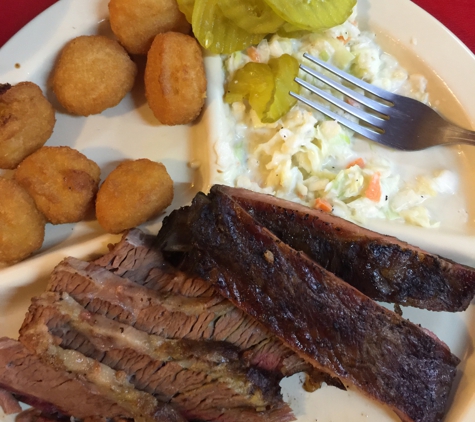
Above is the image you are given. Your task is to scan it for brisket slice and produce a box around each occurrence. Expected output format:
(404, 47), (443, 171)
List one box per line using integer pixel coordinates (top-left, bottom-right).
(14, 410), (129, 422)
(210, 185), (475, 312)
(14, 408), (63, 422)
(17, 325), (184, 422)
(0, 387), (21, 414)
(49, 254), (308, 378)
(157, 191), (460, 422)
(94, 229), (216, 297)
(19, 293), (294, 422)
(0, 337), (164, 422)
(92, 231), (343, 387)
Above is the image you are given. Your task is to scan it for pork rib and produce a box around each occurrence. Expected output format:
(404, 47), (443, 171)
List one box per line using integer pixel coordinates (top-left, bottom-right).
(210, 185), (475, 312)
(157, 190), (460, 422)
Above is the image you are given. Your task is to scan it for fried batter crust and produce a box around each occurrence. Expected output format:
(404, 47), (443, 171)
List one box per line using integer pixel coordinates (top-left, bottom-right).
(109, 0), (191, 55)
(15, 146), (100, 224)
(0, 82), (55, 169)
(145, 32), (206, 125)
(52, 35), (137, 116)
(96, 159), (173, 234)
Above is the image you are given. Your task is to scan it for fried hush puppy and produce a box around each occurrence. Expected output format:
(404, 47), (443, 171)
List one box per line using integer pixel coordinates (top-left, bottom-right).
(96, 159), (173, 234)
(15, 146), (101, 225)
(0, 178), (46, 265)
(0, 82), (55, 169)
(145, 32), (207, 125)
(109, 0), (191, 55)
(52, 35), (137, 116)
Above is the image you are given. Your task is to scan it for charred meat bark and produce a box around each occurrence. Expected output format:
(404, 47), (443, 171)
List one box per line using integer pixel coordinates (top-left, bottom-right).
(157, 191), (460, 422)
(0, 337), (167, 422)
(19, 293), (294, 422)
(209, 185), (475, 312)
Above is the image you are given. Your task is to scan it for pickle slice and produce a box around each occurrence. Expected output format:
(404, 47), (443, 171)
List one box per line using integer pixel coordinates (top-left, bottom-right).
(225, 55), (299, 123)
(263, 0), (356, 31)
(193, 0), (265, 54)
(218, 0), (284, 34)
(224, 62), (275, 119)
(176, 0), (194, 24)
(277, 22), (311, 39)
(262, 54), (300, 123)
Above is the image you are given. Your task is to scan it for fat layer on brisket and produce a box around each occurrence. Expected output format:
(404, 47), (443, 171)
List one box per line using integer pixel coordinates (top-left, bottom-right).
(157, 189), (461, 422)
(48, 255), (308, 377)
(19, 293), (293, 422)
(9, 228), (300, 422)
(211, 185), (475, 312)
(0, 337), (164, 422)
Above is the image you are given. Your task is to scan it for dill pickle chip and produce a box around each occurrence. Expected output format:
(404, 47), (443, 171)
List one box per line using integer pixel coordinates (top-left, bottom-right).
(176, 0), (194, 23)
(224, 62), (275, 119)
(218, 0), (284, 34)
(193, 0), (265, 54)
(262, 54), (300, 123)
(263, 0), (356, 31)
(277, 22), (311, 38)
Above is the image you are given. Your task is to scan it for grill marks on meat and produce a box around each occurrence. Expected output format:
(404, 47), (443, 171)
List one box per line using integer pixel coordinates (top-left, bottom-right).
(0, 337), (145, 421)
(19, 293), (293, 422)
(157, 191), (460, 422)
(211, 185), (475, 312)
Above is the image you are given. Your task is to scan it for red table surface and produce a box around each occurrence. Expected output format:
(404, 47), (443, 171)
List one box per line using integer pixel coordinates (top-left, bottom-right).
(1, 0), (474, 53)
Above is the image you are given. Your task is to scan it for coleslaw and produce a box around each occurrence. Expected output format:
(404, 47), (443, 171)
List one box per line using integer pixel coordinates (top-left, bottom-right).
(214, 9), (457, 228)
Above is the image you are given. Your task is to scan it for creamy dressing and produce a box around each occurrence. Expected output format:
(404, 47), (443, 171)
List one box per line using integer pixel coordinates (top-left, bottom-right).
(214, 11), (458, 228)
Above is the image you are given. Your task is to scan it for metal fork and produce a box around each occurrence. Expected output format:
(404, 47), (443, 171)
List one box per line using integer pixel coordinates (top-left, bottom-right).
(290, 53), (475, 151)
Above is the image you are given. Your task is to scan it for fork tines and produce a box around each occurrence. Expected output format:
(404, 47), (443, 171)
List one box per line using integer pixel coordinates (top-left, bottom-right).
(290, 53), (394, 142)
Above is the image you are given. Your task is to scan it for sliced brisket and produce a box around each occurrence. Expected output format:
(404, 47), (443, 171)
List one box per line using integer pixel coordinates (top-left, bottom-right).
(94, 229), (216, 298)
(209, 185), (475, 312)
(0, 337), (169, 422)
(19, 293), (294, 422)
(157, 190), (460, 422)
(49, 255), (308, 377)
(0, 387), (21, 414)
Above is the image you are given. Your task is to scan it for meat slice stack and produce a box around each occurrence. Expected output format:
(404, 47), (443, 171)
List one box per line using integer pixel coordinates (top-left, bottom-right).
(1, 229), (296, 422)
(90, 229), (311, 377)
(156, 186), (463, 422)
(0, 336), (179, 422)
(19, 293), (290, 422)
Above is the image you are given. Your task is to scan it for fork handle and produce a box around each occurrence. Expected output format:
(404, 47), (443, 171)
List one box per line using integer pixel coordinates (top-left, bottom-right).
(441, 123), (475, 146)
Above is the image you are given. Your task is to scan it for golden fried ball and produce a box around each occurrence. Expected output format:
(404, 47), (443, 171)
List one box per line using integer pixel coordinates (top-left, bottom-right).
(0, 82), (55, 169)
(0, 177), (46, 264)
(109, 0), (191, 55)
(96, 159), (174, 234)
(15, 146), (101, 224)
(145, 32), (206, 125)
(52, 35), (137, 116)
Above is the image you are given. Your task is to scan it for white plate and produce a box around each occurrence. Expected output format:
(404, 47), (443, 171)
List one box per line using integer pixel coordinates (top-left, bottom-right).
(1, 0), (475, 421)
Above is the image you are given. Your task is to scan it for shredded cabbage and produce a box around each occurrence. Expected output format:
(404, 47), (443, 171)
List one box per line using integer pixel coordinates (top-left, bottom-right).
(217, 10), (456, 228)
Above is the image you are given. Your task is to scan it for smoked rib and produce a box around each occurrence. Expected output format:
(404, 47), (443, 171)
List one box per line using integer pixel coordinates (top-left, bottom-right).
(157, 190), (460, 422)
(212, 185), (475, 312)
